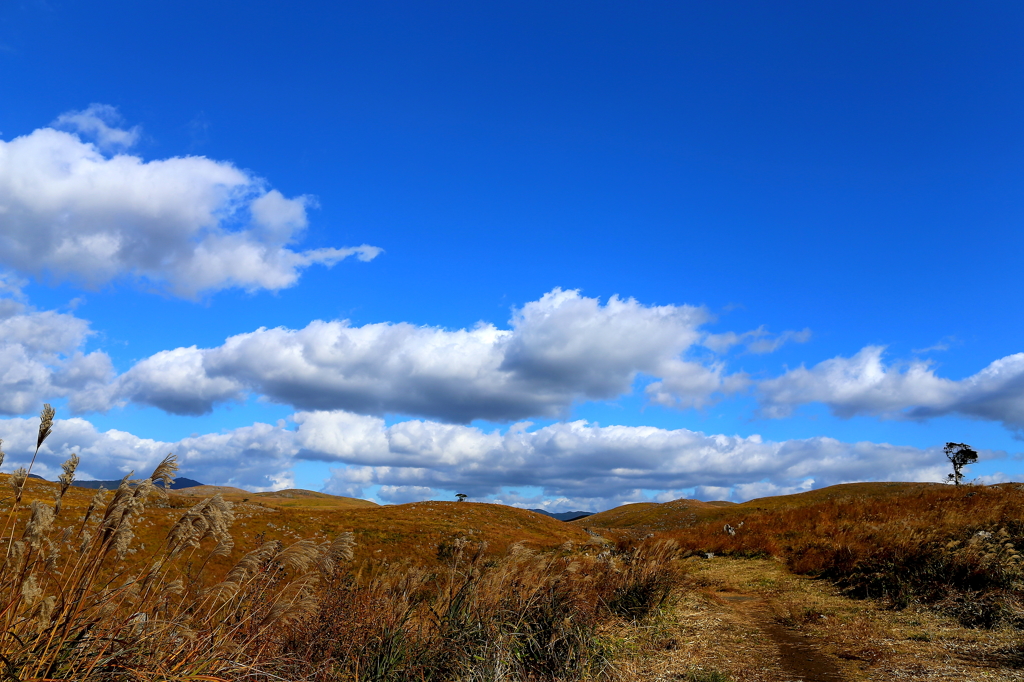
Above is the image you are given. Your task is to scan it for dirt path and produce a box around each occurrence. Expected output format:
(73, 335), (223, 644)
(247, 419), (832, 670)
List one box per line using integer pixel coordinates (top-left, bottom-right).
(717, 591), (845, 682)
(635, 557), (1024, 681)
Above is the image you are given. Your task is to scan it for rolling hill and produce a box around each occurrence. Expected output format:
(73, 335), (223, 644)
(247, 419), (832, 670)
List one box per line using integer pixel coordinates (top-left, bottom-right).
(0, 475), (591, 569)
(572, 481), (949, 534)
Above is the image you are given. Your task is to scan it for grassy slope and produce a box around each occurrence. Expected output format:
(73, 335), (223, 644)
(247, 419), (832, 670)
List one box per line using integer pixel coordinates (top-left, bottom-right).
(0, 476), (589, 570)
(575, 481), (946, 534)
(171, 484), (380, 509)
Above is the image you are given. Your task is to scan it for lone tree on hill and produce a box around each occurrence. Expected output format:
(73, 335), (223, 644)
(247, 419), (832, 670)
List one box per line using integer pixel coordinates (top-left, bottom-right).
(456, 493), (468, 502)
(945, 442), (978, 486)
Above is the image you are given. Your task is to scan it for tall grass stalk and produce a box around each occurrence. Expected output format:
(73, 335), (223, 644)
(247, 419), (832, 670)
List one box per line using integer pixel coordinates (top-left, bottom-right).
(270, 537), (683, 681)
(0, 408), (686, 680)
(0, 408), (356, 681)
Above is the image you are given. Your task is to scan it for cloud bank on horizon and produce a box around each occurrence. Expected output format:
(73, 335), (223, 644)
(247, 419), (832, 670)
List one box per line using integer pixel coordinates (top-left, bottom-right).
(0, 411), (974, 510)
(0, 106), (1020, 509)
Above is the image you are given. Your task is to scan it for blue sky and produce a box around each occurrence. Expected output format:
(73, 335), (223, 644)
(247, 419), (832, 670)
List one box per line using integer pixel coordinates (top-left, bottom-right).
(0, 1), (1021, 510)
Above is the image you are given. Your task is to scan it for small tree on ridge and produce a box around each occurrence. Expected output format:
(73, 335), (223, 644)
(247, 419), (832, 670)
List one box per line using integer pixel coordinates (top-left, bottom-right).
(945, 442), (978, 486)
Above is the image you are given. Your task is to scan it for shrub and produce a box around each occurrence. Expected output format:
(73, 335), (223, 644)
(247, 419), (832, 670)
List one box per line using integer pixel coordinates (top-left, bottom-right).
(662, 484), (1024, 627)
(272, 538), (685, 680)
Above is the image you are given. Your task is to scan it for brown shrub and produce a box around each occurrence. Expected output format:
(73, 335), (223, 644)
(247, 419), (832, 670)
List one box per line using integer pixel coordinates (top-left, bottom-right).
(662, 483), (1024, 626)
(269, 537), (685, 681)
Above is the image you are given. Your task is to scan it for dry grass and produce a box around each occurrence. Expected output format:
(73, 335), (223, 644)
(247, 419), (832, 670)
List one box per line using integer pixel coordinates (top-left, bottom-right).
(657, 557), (1024, 681)
(267, 537), (684, 681)
(577, 482), (941, 533)
(650, 484), (1024, 623)
(0, 408), (685, 681)
(0, 410), (364, 680)
(11, 405), (1024, 680)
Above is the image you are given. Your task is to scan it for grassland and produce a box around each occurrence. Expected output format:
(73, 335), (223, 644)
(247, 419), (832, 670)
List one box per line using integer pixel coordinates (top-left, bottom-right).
(0, 460), (672, 680)
(4, 418), (1024, 680)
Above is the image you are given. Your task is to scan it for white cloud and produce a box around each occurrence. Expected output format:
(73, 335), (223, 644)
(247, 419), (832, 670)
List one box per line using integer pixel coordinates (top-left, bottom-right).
(645, 359), (750, 409)
(0, 305), (113, 415)
(746, 328), (812, 354)
(912, 336), (957, 354)
(110, 347), (245, 415)
(52, 104), (140, 152)
(303, 410), (954, 507)
(0, 410), (983, 509)
(973, 472), (1011, 486)
(0, 107), (381, 298)
(170, 421), (299, 491)
(109, 288), (746, 420)
(377, 485), (438, 504)
(759, 346), (1024, 431)
(0, 416), (297, 491)
(703, 326), (812, 355)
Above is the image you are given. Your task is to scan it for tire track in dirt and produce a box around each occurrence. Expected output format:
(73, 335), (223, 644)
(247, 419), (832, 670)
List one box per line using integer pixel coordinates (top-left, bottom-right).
(717, 592), (845, 682)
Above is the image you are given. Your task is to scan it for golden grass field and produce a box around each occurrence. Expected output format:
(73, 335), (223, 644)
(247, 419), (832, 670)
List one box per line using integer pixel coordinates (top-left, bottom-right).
(3, 418), (1024, 681)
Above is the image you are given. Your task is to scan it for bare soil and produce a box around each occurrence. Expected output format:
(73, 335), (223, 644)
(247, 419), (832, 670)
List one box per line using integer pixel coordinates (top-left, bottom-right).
(632, 557), (1024, 681)
(718, 591), (844, 681)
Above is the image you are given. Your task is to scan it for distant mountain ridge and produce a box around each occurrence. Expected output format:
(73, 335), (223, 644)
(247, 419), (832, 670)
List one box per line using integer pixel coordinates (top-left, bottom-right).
(527, 509), (593, 522)
(70, 477), (205, 490)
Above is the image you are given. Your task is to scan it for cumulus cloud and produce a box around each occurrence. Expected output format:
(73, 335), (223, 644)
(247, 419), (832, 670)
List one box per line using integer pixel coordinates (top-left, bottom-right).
(0, 416), (297, 490)
(301, 410), (954, 508)
(0, 410), (982, 509)
(645, 359), (750, 409)
(108, 347), (245, 415)
(759, 346), (1024, 432)
(0, 107), (380, 298)
(108, 288), (747, 420)
(0, 303), (113, 415)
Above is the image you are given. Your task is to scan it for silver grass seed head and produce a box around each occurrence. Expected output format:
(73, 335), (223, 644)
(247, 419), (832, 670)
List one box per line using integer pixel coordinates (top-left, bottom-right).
(210, 536), (235, 559)
(36, 404), (55, 450)
(202, 495), (234, 541)
(160, 579), (185, 597)
(112, 520), (135, 559)
(21, 573), (42, 606)
(0, 438), (5, 468)
(226, 540), (280, 584)
(328, 531), (355, 563)
(101, 475), (135, 531)
(10, 467), (27, 501)
(6, 541), (25, 572)
(167, 498), (211, 554)
(81, 486), (107, 528)
(148, 453), (178, 491)
(139, 558), (166, 592)
(168, 494), (233, 554)
(23, 501), (55, 550)
(107, 472), (134, 505)
(43, 539), (60, 572)
(32, 595), (55, 632)
(261, 573), (320, 628)
(130, 478), (155, 508)
(204, 580), (241, 603)
(58, 453), (79, 493)
(275, 539), (320, 574)
(318, 531), (355, 574)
